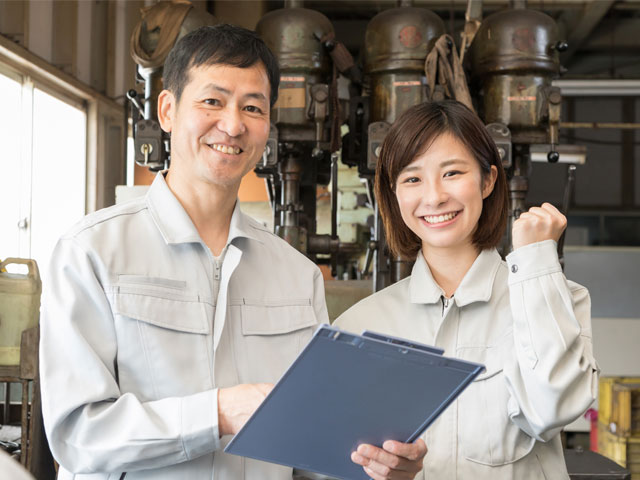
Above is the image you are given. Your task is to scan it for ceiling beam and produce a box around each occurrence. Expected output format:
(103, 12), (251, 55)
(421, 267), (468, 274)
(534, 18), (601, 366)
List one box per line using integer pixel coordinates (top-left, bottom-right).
(559, 0), (615, 65)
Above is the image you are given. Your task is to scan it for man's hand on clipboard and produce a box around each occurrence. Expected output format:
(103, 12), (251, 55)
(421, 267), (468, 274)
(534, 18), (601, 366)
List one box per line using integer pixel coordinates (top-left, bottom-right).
(350, 438), (428, 479)
(218, 383), (275, 436)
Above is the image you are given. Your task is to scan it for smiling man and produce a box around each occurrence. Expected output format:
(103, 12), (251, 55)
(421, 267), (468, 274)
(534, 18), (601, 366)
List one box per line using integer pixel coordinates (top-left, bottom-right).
(39, 25), (425, 480)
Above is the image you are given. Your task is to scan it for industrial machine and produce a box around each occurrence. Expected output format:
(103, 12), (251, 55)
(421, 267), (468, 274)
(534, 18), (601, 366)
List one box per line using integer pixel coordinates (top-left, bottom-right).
(466, 2), (582, 254)
(344, 0), (445, 290)
(128, 1), (218, 171)
(255, 1), (360, 273)
(126, 0), (583, 284)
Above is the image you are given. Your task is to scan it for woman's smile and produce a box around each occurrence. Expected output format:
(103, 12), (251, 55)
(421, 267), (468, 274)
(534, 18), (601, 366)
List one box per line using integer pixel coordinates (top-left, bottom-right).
(420, 210), (462, 226)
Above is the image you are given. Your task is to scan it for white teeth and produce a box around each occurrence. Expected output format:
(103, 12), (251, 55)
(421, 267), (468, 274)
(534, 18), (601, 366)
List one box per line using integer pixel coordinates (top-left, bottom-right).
(423, 212), (458, 224)
(210, 144), (241, 155)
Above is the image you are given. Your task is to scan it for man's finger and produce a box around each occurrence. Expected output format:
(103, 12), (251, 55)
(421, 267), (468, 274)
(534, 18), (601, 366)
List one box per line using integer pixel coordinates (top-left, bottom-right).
(382, 438), (427, 461)
(364, 466), (388, 480)
(357, 442), (424, 474)
(351, 451), (369, 467)
(357, 444), (411, 471)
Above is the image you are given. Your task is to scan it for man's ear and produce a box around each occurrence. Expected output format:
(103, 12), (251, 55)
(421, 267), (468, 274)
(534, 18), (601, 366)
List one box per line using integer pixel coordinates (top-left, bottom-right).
(157, 89), (175, 133)
(482, 165), (498, 199)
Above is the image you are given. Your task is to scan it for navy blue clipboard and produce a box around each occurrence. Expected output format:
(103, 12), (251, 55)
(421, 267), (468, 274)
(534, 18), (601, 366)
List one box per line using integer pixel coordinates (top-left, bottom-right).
(224, 325), (484, 480)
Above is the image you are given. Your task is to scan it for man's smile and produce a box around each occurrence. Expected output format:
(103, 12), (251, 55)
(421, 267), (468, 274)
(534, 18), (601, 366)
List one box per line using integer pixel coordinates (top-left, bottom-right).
(207, 143), (243, 155)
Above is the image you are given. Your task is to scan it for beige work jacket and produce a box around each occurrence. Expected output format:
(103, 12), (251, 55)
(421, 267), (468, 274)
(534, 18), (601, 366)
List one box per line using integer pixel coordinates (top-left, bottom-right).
(335, 242), (598, 479)
(40, 173), (328, 480)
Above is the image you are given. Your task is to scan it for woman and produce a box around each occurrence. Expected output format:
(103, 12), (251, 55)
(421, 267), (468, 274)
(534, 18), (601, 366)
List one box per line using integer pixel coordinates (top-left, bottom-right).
(336, 100), (598, 479)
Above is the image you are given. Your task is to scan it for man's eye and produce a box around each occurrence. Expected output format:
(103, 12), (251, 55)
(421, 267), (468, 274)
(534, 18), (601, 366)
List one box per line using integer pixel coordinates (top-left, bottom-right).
(204, 98), (221, 106)
(244, 105), (264, 114)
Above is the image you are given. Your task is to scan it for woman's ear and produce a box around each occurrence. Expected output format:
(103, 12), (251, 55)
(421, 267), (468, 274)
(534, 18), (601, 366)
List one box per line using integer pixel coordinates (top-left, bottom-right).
(482, 165), (498, 199)
(157, 89), (175, 133)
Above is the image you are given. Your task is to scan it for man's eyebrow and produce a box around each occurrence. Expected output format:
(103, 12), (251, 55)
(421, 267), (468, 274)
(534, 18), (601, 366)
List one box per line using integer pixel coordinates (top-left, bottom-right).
(244, 92), (268, 103)
(199, 84), (267, 103)
(201, 83), (230, 95)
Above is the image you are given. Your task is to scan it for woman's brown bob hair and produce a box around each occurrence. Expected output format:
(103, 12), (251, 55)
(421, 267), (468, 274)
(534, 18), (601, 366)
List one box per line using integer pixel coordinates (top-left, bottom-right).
(375, 100), (509, 260)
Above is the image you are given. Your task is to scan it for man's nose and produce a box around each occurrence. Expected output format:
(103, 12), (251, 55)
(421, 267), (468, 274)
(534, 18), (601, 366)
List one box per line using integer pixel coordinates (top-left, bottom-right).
(217, 107), (246, 137)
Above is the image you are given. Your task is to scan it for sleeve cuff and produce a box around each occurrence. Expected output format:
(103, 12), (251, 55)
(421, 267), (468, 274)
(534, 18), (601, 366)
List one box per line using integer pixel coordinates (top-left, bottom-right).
(180, 389), (220, 460)
(506, 240), (562, 285)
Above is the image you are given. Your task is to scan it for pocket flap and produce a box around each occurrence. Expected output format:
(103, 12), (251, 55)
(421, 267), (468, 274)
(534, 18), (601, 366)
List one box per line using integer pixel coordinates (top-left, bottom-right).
(112, 288), (212, 334)
(241, 300), (317, 335)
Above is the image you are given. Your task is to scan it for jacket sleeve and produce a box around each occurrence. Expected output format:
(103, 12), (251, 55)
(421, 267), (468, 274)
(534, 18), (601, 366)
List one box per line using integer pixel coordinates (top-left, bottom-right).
(39, 237), (220, 474)
(504, 239), (599, 442)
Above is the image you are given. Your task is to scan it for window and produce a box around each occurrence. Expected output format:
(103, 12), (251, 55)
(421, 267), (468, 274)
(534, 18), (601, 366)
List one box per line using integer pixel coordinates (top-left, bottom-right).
(0, 67), (87, 279)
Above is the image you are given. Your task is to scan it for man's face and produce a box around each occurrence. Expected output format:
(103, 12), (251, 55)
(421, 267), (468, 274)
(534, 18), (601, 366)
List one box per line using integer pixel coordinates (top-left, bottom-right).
(159, 62), (271, 190)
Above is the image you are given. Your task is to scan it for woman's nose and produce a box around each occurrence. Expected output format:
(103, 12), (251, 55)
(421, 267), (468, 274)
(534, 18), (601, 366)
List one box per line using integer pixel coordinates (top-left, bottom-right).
(422, 180), (449, 207)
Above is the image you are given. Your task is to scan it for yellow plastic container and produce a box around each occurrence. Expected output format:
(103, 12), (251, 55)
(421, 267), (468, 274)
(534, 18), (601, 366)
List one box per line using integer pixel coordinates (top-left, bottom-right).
(600, 377), (640, 432)
(0, 258), (41, 366)
(598, 423), (640, 478)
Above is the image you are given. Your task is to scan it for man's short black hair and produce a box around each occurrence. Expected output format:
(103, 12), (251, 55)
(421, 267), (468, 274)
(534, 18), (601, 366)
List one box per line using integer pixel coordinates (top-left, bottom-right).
(162, 24), (280, 106)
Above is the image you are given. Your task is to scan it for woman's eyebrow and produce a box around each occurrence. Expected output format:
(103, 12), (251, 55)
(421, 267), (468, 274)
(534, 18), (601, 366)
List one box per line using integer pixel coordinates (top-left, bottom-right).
(439, 159), (468, 168)
(399, 164), (420, 173)
(400, 158), (468, 174)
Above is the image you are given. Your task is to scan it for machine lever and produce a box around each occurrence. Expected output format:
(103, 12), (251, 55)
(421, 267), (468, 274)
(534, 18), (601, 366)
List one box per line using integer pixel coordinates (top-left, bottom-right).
(361, 241), (376, 277)
(126, 89), (144, 114)
(557, 164), (577, 269)
(140, 143), (153, 165)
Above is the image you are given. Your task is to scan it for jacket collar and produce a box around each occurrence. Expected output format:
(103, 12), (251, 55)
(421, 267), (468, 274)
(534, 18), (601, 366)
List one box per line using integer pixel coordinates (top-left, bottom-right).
(146, 172), (262, 246)
(409, 248), (502, 306)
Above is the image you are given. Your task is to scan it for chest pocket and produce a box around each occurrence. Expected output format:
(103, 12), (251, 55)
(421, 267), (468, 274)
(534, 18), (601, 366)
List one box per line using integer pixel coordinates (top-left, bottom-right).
(456, 342), (535, 466)
(231, 298), (318, 384)
(109, 281), (214, 400)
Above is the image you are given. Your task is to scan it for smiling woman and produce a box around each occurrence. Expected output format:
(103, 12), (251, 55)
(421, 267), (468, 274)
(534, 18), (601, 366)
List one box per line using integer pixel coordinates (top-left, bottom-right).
(375, 101), (508, 262)
(394, 132), (497, 257)
(335, 100), (599, 479)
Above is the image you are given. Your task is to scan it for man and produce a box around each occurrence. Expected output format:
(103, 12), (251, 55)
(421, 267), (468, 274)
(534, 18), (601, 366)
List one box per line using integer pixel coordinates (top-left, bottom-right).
(40, 24), (426, 480)
(0, 450), (35, 480)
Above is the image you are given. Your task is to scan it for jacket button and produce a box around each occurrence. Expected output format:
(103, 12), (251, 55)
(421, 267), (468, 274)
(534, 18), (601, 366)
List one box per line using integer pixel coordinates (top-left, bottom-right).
(511, 265), (518, 273)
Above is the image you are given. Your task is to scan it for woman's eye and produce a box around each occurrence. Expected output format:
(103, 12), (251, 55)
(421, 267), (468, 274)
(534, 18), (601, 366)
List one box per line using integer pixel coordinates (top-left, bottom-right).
(401, 176), (420, 184)
(204, 98), (221, 106)
(444, 170), (461, 178)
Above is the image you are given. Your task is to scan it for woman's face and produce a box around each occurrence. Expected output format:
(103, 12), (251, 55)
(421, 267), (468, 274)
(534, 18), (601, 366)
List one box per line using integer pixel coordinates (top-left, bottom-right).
(395, 132), (497, 256)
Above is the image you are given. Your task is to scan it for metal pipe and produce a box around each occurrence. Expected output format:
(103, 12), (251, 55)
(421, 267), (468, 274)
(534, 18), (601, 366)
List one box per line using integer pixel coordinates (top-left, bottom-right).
(307, 235), (361, 255)
(331, 154), (338, 240)
(373, 203), (388, 292)
(560, 122), (640, 130)
(280, 155), (303, 228)
(553, 79), (640, 96)
(140, 68), (162, 121)
(391, 257), (413, 283)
